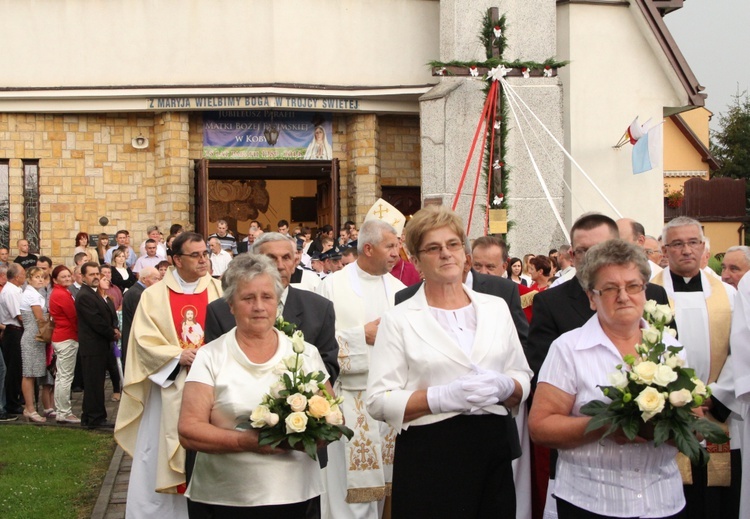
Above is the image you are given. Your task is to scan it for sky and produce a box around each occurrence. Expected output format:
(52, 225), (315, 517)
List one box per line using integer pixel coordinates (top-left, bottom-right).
(665, 1), (750, 133)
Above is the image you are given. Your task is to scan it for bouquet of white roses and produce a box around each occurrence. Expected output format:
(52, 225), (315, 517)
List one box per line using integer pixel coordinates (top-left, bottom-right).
(239, 318), (353, 460)
(580, 300), (728, 465)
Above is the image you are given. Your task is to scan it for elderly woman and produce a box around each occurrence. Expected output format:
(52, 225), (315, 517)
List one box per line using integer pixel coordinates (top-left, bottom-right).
(179, 254), (331, 517)
(528, 239), (685, 519)
(366, 205), (532, 518)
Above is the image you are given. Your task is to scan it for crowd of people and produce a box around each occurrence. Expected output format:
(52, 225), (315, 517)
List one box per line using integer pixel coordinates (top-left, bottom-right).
(2, 202), (750, 519)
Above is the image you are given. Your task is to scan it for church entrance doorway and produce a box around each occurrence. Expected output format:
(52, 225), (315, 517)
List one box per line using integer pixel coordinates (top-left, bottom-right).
(194, 159), (339, 240)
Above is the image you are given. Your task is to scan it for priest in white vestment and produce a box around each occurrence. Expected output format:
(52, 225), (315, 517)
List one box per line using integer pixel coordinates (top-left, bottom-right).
(115, 233), (222, 519)
(729, 272), (750, 519)
(317, 210), (406, 519)
(652, 217), (742, 518)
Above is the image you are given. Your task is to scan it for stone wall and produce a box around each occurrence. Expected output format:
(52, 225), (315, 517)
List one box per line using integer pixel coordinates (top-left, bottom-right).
(0, 112), (183, 264)
(0, 110), (420, 263)
(379, 115), (421, 188)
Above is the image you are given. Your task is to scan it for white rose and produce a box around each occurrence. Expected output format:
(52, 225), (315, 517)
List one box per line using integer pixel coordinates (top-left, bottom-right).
(283, 355), (303, 372)
(285, 411), (308, 433)
(635, 343), (649, 355)
(302, 380), (320, 394)
(292, 331), (306, 354)
(664, 354), (679, 369)
(633, 361), (658, 384)
(668, 389), (693, 407)
(664, 326), (677, 338)
(641, 326), (660, 344)
(325, 406), (344, 425)
(654, 304), (673, 324)
(266, 413), (279, 426)
(692, 378), (707, 397)
(652, 364), (678, 387)
(607, 371), (629, 390)
(250, 405), (271, 428)
(635, 387), (666, 421)
(269, 380), (286, 399)
(643, 300), (657, 317)
(286, 393), (308, 412)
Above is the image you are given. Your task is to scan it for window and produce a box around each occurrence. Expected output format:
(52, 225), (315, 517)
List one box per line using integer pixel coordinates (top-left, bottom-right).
(22, 160), (40, 253)
(0, 161), (8, 248)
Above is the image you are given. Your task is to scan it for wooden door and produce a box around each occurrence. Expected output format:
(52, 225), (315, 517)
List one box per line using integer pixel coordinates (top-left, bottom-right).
(194, 159), (209, 238)
(316, 159), (339, 231)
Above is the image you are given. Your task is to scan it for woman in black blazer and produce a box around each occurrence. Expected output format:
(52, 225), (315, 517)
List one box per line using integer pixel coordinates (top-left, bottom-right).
(110, 249), (137, 293)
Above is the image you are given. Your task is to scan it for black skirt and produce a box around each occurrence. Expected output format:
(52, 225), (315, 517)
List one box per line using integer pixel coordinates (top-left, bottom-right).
(391, 413), (521, 518)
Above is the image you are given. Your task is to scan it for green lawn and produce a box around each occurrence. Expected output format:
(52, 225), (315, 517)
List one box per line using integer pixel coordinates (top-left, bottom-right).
(0, 425), (115, 519)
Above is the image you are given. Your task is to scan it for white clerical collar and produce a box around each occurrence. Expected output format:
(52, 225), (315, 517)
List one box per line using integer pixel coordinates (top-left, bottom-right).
(171, 269), (200, 294)
(354, 260), (382, 280)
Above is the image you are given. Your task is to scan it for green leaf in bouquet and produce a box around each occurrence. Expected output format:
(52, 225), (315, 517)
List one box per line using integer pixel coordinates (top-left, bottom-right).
(653, 419), (671, 446)
(338, 424), (354, 440)
(670, 370), (696, 392)
(583, 410), (615, 435)
(303, 436), (318, 460)
(673, 421), (703, 465)
(580, 399), (609, 417)
(692, 418), (730, 444)
(287, 434), (302, 448)
(283, 373), (293, 388)
(621, 415), (640, 441)
(667, 346), (682, 355)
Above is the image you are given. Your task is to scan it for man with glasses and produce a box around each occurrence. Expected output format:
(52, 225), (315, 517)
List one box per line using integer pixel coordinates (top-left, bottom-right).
(527, 213), (669, 519)
(115, 232), (222, 518)
(651, 216), (741, 518)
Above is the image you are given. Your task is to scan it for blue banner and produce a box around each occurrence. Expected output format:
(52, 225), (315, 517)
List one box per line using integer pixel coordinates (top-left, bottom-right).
(203, 110), (333, 160)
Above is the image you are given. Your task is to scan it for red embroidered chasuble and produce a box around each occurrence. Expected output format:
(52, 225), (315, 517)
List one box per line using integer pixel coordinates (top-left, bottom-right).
(169, 289), (209, 349)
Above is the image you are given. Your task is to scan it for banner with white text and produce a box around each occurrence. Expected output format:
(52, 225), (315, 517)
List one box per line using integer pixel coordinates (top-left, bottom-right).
(203, 111), (333, 160)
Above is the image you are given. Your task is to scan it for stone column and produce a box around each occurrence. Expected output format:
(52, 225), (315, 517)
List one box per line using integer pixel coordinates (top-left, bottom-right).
(346, 114), (381, 224)
(153, 112), (191, 230)
(421, 0), (566, 253)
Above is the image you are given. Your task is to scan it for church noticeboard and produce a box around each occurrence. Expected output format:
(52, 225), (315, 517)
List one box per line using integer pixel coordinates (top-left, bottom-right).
(203, 111), (333, 160)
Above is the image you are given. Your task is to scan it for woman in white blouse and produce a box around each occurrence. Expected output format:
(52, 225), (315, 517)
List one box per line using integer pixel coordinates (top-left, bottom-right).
(366, 205), (532, 518)
(178, 254), (332, 518)
(528, 240), (685, 519)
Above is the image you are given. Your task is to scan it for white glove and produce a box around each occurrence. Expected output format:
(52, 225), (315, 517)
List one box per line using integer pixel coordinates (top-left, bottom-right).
(470, 370), (516, 402)
(427, 374), (500, 414)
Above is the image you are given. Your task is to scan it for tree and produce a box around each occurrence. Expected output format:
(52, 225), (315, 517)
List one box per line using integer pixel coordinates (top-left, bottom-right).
(711, 90), (750, 244)
(712, 90), (750, 181)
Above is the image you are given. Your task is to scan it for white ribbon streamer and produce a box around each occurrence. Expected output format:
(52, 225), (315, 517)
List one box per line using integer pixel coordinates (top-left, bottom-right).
(502, 81), (571, 244)
(500, 78), (623, 219)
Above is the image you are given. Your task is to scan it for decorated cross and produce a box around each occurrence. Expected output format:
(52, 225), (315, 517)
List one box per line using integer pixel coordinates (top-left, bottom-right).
(429, 7), (567, 235)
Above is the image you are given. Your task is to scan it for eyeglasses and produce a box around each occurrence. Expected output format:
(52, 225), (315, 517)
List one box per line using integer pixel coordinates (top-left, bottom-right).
(418, 240), (464, 256)
(644, 249), (660, 255)
(179, 251), (210, 259)
(664, 240), (703, 250)
(591, 283), (645, 298)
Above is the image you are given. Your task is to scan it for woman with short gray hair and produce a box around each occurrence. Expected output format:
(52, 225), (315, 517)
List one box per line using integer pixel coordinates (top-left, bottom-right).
(530, 239), (685, 518)
(179, 253), (332, 517)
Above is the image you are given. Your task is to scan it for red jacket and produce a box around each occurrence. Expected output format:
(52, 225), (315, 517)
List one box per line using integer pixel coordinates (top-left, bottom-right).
(49, 284), (78, 342)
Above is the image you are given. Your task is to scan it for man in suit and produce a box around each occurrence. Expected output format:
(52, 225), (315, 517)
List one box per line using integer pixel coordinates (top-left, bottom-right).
(527, 212), (670, 519)
(120, 266), (160, 368)
(395, 237), (529, 351)
(204, 232), (339, 381)
(528, 213), (670, 379)
(75, 261), (120, 427)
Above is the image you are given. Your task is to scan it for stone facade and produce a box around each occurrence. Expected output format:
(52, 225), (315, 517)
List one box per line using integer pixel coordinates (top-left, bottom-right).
(0, 110), (420, 265)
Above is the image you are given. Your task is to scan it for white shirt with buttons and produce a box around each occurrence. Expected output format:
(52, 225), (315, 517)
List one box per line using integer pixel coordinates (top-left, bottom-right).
(538, 315), (686, 517)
